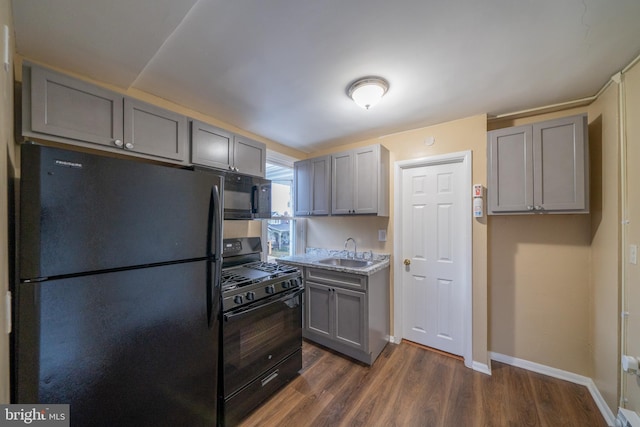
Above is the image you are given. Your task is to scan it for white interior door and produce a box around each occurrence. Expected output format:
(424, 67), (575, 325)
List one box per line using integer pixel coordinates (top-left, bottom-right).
(401, 160), (466, 356)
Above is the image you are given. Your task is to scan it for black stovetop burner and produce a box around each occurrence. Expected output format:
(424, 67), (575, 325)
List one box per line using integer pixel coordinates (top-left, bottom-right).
(220, 238), (302, 312)
(221, 261), (299, 291)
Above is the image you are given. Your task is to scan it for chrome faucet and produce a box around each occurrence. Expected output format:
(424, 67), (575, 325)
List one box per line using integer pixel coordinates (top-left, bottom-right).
(344, 237), (357, 259)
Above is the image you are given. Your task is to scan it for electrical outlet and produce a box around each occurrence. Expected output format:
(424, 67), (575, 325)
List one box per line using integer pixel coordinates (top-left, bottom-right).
(630, 244), (638, 265)
(378, 229), (386, 242)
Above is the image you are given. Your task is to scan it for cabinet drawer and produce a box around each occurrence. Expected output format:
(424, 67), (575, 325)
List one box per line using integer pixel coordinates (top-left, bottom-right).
(305, 268), (366, 290)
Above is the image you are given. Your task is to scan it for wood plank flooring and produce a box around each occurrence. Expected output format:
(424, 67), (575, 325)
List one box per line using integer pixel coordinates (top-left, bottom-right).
(237, 340), (607, 427)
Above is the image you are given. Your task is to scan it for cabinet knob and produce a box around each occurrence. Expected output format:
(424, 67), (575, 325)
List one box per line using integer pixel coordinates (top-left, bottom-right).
(534, 205), (543, 211)
(527, 205), (534, 211)
(403, 259), (411, 266)
(124, 142), (134, 150)
(114, 139), (123, 147)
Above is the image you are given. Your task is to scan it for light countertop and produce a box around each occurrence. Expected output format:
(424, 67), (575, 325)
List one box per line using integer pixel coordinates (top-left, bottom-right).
(278, 248), (390, 276)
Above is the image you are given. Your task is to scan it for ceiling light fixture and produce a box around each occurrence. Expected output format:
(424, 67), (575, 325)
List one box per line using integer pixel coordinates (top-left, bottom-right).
(347, 76), (389, 110)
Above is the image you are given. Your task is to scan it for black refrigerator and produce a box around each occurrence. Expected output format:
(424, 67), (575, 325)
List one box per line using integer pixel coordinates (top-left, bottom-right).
(13, 144), (223, 426)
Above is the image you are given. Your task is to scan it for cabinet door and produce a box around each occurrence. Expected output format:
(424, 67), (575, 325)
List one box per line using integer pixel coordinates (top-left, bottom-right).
(234, 135), (266, 177)
(353, 146), (378, 214)
(488, 125), (534, 213)
(191, 120), (234, 170)
(305, 282), (332, 338)
(332, 151), (354, 214)
(30, 65), (124, 148)
(294, 160), (312, 216)
(333, 287), (366, 351)
(311, 156), (331, 215)
(533, 115), (587, 211)
(123, 99), (187, 163)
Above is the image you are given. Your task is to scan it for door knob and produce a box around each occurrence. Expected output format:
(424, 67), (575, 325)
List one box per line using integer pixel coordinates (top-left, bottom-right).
(404, 259), (411, 266)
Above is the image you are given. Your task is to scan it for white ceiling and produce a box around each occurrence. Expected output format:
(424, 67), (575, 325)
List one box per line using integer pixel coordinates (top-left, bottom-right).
(11, 0), (640, 153)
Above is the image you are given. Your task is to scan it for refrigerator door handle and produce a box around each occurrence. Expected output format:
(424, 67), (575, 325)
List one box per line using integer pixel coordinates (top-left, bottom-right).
(208, 184), (222, 328)
(212, 184), (222, 260)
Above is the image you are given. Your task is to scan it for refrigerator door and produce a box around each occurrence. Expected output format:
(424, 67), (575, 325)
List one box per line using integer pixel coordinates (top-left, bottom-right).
(14, 260), (219, 427)
(19, 144), (223, 280)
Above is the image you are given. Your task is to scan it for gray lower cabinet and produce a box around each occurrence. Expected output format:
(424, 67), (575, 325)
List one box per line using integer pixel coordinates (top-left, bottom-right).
(22, 62), (188, 164)
(488, 114), (589, 214)
(303, 267), (389, 365)
(293, 155), (331, 216)
(191, 120), (266, 177)
(331, 144), (389, 216)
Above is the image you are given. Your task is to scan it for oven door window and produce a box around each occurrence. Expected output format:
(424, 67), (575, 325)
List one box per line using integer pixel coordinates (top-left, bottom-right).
(223, 289), (302, 398)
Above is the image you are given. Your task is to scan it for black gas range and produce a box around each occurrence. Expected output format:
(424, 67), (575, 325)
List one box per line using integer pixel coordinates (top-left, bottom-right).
(220, 237), (303, 426)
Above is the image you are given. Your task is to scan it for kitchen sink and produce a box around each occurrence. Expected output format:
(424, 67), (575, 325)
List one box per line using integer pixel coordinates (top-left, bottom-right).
(316, 257), (374, 268)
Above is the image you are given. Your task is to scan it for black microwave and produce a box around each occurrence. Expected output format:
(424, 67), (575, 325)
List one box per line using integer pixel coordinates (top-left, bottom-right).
(223, 173), (271, 220)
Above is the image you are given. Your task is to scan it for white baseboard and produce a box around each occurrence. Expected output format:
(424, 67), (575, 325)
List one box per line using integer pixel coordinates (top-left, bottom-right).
(489, 352), (616, 427)
(472, 360), (492, 375)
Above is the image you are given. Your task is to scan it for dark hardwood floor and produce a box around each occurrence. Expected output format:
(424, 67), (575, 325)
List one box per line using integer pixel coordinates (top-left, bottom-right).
(238, 340), (608, 427)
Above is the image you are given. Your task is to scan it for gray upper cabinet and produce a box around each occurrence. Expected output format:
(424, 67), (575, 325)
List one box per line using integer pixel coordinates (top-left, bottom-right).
(191, 120), (266, 177)
(23, 63), (188, 164)
(233, 135), (267, 177)
(331, 144), (389, 216)
(27, 64), (124, 148)
(488, 114), (589, 214)
(191, 120), (233, 170)
(294, 155), (331, 216)
(123, 98), (187, 162)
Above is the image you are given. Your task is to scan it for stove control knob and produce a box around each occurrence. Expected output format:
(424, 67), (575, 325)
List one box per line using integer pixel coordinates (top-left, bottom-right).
(282, 281), (290, 289)
(233, 295), (244, 305)
(245, 291), (255, 301)
(265, 285), (275, 294)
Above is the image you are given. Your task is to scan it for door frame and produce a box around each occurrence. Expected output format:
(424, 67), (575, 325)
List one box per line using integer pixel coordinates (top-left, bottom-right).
(393, 150), (473, 368)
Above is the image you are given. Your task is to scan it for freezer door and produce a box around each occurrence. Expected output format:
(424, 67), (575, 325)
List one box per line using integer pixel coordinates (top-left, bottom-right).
(14, 261), (219, 427)
(19, 144), (223, 280)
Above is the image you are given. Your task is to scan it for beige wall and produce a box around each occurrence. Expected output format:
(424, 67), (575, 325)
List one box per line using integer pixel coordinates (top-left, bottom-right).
(488, 96), (622, 412)
(223, 220), (262, 239)
(0, 0), (15, 403)
(623, 59), (640, 411)
(306, 114), (489, 365)
(488, 108), (595, 378)
(587, 82), (621, 411)
(489, 214), (592, 373)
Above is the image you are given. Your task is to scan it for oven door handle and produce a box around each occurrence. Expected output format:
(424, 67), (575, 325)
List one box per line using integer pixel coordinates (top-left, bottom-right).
(224, 288), (304, 322)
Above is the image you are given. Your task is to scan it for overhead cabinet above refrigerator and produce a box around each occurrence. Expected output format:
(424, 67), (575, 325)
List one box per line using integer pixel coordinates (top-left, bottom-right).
(21, 62), (189, 164)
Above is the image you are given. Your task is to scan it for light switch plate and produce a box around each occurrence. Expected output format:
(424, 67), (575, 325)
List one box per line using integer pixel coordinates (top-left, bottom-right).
(378, 229), (386, 242)
(630, 244), (638, 265)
